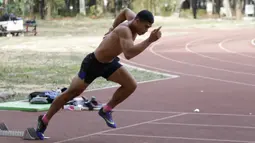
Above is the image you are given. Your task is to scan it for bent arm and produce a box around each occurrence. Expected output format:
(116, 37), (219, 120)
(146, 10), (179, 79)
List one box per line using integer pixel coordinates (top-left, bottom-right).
(104, 8), (135, 38)
(118, 28), (152, 60)
(112, 8), (136, 29)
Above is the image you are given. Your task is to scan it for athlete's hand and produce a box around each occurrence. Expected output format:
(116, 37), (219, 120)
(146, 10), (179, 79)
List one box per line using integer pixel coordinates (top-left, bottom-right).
(148, 26), (162, 43)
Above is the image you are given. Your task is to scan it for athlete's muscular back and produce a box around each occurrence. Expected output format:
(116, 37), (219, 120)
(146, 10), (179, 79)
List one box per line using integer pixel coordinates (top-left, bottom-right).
(94, 22), (136, 63)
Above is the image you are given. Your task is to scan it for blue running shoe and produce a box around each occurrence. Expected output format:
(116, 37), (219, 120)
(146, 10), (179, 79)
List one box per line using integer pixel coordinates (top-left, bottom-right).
(36, 115), (48, 140)
(98, 108), (116, 128)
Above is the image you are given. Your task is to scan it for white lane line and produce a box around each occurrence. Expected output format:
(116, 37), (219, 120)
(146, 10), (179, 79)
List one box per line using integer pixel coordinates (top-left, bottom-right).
(101, 133), (251, 143)
(115, 109), (255, 117)
(150, 39), (255, 76)
(185, 38), (255, 68)
(120, 56), (255, 87)
(150, 122), (255, 129)
(54, 113), (186, 143)
(219, 39), (255, 59)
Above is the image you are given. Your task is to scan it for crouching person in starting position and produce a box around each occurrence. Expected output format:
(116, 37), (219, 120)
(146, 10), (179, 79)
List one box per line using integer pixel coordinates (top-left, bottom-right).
(36, 8), (162, 140)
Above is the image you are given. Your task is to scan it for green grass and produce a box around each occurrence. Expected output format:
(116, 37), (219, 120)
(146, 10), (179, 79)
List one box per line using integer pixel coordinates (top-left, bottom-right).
(35, 17), (113, 36)
(0, 50), (170, 102)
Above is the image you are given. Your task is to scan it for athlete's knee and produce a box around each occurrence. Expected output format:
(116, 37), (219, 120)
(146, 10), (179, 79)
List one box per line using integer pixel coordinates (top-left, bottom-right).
(123, 80), (137, 93)
(62, 87), (84, 101)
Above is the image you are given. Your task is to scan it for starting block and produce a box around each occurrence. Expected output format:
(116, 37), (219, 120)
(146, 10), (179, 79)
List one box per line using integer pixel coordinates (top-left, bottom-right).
(0, 122), (49, 140)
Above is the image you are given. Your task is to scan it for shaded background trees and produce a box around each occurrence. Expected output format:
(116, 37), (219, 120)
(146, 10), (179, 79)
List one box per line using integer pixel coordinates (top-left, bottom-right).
(0, 0), (253, 20)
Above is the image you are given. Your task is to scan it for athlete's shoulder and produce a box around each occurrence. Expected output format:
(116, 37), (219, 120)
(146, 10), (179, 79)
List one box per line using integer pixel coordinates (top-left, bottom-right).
(114, 24), (132, 38)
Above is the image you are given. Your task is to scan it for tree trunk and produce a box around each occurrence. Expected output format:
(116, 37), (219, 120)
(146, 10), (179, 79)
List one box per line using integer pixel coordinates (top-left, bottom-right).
(46, 0), (53, 20)
(153, 0), (156, 15)
(235, 0), (242, 20)
(103, 0), (107, 13)
(148, 0), (151, 14)
(3, 0), (8, 7)
(29, 5), (34, 18)
(191, 0), (198, 19)
(223, 0), (232, 18)
(80, 0), (86, 15)
(215, 0), (221, 17)
(39, 0), (45, 19)
(173, 0), (184, 17)
(114, 0), (118, 17)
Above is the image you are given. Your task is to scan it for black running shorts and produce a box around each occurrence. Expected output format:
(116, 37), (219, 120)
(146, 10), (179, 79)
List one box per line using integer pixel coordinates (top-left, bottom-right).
(78, 52), (122, 84)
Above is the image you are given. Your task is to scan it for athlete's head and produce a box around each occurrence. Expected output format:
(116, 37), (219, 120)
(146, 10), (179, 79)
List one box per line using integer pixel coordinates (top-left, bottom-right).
(132, 10), (154, 35)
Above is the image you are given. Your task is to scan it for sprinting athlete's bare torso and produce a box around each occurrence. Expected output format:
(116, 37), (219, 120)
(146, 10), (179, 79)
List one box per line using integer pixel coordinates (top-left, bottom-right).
(94, 22), (137, 63)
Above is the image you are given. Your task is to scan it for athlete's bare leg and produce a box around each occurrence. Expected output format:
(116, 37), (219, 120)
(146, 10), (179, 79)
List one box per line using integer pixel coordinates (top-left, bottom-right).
(36, 75), (89, 139)
(98, 66), (137, 128)
(106, 66), (137, 109)
(45, 75), (89, 120)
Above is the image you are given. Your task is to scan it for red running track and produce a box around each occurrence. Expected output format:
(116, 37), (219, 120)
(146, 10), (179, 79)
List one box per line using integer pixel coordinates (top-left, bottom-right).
(1, 27), (255, 143)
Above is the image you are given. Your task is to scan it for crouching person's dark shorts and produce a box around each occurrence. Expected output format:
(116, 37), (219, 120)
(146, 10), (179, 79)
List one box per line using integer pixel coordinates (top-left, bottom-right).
(78, 52), (122, 84)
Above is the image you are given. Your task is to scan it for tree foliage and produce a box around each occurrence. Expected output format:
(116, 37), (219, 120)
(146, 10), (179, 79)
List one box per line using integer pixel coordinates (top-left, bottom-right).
(131, 0), (176, 16)
(1, 0), (250, 20)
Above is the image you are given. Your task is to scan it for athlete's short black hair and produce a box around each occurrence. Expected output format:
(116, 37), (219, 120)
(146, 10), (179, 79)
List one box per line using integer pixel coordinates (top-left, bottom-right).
(135, 10), (154, 24)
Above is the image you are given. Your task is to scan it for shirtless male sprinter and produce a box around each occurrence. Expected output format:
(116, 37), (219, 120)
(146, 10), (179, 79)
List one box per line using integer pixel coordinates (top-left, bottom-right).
(36, 8), (162, 140)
